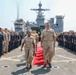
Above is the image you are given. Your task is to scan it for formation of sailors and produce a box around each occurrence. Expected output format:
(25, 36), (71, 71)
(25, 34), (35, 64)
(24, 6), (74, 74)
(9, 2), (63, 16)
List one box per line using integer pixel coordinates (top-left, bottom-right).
(0, 28), (22, 57)
(57, 31), (76, 52)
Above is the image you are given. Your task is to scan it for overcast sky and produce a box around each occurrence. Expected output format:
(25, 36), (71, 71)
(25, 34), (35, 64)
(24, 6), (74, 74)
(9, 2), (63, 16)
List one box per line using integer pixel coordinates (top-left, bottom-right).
(0, 0), (76, 31)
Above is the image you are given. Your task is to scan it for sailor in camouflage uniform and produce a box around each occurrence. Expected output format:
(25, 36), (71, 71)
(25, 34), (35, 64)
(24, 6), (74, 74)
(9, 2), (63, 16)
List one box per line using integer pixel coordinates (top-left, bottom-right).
(21, 30), (35, 69)
(41, 22), (56, 68)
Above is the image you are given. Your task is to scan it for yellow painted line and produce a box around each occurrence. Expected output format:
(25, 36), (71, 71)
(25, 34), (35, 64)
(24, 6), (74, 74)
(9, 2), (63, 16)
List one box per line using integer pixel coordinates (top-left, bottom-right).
(1, 54), (24, 59)
(9, 54), (24, 59)
(0, 57), (76, 63)
(5, 58), (20, 61)
(0, 58), (20, 61)
(56, 55), (76, 60)
(52, 59), (76, 63)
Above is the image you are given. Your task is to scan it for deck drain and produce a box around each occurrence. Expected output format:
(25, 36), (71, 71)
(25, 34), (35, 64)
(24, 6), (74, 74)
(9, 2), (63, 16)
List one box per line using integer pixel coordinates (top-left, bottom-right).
(1, 65), (10, 68)
(52, 66), (60, 69)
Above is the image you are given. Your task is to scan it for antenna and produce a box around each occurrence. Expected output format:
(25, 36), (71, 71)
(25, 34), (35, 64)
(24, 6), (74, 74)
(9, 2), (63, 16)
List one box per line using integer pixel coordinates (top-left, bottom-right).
(17, 2), (19, 20)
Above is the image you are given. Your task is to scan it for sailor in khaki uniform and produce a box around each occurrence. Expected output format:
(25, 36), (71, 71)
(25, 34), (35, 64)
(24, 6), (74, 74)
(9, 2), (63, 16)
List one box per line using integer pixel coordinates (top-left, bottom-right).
(4, 28), (10, 53)
(21, 30), (35, 69)
(41, 22), (56, 68)
(32, 30), (39, 43)
(31, 30), (39, 55)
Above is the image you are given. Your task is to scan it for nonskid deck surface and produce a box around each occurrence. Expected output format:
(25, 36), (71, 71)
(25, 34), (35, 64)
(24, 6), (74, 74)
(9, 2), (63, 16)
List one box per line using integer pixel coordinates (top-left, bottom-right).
(0, 42), (76, 75)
